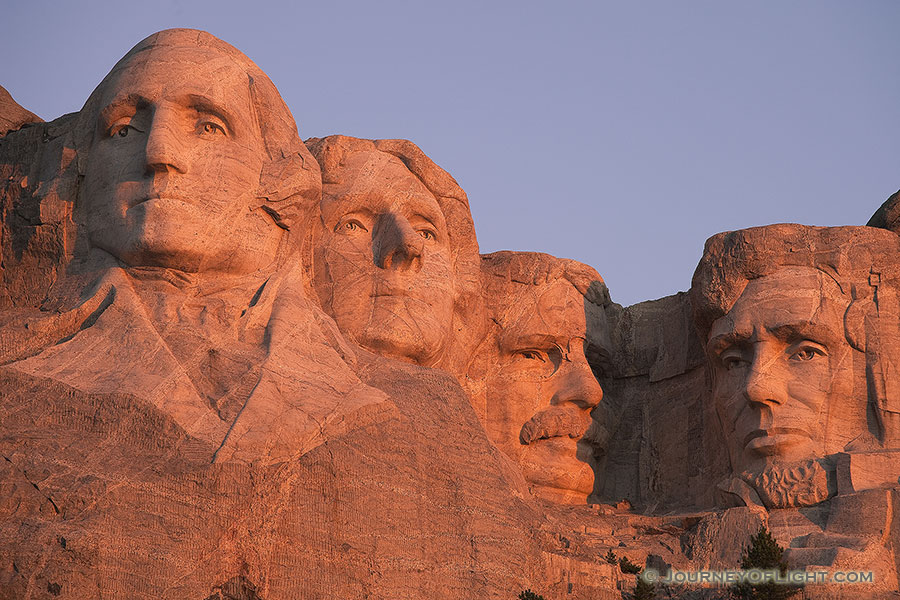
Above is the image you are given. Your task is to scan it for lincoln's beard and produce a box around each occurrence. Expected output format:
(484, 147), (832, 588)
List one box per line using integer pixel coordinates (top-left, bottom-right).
(739, 458), (835, 509)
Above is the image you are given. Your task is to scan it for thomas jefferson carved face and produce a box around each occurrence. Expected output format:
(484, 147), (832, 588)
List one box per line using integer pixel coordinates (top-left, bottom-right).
(81, 45), (280, 274)
(484, 279), (608, 504)
(314, 151), (455, 366)
(707, 268), (853, 474)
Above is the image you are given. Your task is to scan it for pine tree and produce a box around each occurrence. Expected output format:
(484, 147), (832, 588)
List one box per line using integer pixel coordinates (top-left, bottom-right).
(730, 527), (802, 600)
(633, 576), (656, 600)
(517, 589), (546, 600)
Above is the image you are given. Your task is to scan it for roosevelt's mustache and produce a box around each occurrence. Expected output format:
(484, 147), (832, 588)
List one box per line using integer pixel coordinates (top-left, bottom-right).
(519, 406), (607, 447)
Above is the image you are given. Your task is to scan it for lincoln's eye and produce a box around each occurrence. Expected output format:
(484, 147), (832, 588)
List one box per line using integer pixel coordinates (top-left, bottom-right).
(118, 128), (129, 138)
(722, 355), (745, 371)
(790, 345), (825, 362)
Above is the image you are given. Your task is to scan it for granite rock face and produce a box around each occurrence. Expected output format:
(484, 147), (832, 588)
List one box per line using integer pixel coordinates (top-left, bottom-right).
(1, 28), (899, 599)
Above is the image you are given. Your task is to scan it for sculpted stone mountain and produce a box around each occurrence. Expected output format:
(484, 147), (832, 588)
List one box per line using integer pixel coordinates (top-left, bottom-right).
(0, 85), (41, 136)
(306, 135), (481, 372)
(692, 224), (900, 508)
(2, 27), (899, 600)
(467, 251), (612, 505)
(867, 188), (900, 233)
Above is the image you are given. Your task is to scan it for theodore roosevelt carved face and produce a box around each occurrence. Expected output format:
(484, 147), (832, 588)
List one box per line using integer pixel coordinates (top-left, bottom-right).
(476, 252), (611, 505)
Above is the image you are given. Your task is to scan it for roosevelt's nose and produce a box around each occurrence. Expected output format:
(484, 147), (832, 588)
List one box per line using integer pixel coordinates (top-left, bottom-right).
(372, 213), (424, 271)
(550, 356), (604, 412)
(743, 347), (788, 408)
(144, 106), (188, 176)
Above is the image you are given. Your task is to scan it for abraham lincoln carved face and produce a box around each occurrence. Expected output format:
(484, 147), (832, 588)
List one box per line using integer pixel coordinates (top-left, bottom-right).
(691, 224), (900, 508)
(706, 267), (851, 475)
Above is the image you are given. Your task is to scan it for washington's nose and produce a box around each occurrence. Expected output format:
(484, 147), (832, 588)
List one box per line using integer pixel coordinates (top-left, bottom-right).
(551, 359), (604, 411)
(373, 213), (424, 271)
(144, 107), (188, 176)
(744, 350), (787, 407)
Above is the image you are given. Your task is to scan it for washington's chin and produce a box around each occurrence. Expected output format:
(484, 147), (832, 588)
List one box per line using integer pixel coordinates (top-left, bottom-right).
(356, 327), (443, 366)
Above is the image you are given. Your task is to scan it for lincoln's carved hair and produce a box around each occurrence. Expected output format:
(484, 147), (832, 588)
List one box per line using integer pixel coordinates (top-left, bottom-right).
(691, 223), (900, 445)
(72, 28), (320, 229)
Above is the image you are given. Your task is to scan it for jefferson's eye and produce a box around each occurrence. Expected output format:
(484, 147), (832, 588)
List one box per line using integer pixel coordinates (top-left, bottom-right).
(336, 219), (368, 233)
(517, 350), (546, 362)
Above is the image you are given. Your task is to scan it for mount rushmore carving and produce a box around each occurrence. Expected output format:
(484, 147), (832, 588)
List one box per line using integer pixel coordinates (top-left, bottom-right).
(1, 28), (898, 599)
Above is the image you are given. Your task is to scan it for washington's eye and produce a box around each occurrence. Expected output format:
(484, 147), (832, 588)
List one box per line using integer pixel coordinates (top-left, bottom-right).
(198, 121), (226, 136)
(418, 229), (436, 240)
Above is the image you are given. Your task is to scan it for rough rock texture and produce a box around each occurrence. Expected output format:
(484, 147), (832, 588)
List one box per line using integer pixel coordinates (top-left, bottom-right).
(1, 27), (899, 600)
(0, 86), (41, 136)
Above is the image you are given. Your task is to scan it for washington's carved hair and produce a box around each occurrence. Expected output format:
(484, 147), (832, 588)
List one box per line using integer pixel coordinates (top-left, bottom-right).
(71, 28), (320, 224)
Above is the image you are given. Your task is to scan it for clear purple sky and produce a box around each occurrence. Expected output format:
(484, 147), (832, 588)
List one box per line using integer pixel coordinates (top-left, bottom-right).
(3, 1), (898, 306)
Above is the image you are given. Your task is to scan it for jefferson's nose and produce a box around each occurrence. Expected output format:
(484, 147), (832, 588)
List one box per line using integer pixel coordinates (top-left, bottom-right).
(144, 106), (188, 175)
(743, 347), (788, 407)
(372, 213), (424, 271)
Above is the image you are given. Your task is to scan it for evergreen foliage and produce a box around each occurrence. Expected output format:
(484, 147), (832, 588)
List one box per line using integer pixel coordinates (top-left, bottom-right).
(730, 527), (802, 600)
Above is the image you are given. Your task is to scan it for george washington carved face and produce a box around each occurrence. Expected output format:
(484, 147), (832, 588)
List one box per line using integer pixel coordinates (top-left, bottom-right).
(79, 42), (282, 274)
